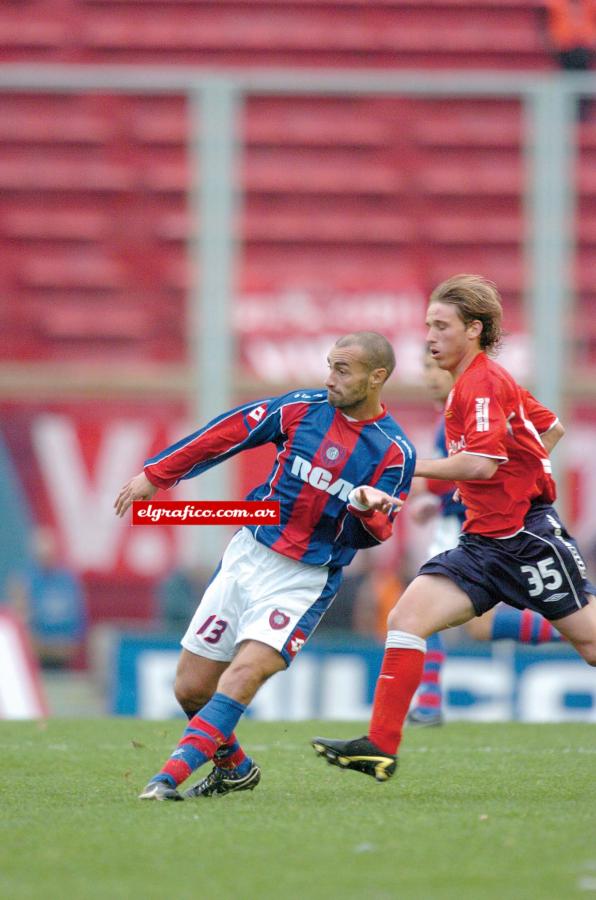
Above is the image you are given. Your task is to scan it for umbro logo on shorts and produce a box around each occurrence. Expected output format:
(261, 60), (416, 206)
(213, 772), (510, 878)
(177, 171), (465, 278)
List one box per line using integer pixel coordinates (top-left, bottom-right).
(543, 592), (570, 603)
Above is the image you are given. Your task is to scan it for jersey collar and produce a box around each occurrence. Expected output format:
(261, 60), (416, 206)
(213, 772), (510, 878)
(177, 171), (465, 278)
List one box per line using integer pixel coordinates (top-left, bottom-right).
(337, 403), (387, 425)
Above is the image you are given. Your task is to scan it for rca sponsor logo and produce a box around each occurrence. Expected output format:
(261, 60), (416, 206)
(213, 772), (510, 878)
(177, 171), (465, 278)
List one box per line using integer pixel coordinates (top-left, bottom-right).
(290, 455), (354, 501)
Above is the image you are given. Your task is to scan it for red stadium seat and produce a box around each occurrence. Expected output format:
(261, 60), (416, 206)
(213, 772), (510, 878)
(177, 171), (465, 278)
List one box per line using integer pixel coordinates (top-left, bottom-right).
(422, 158), (523, 197)
(423, 213), (523, 245)
(245, 209), (418, 244)
(0, 208), (110, 242)
(0, 0), (554, 69)
(412, 105), (522, 150)
(0, 15), (68, 50)
(0, 107), (112, 146)
(0, 156), (136, 192)
(22, 253), (125, 290)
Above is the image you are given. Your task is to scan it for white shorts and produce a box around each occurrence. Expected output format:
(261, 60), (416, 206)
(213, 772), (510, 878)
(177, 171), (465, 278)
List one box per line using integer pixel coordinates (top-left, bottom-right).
(181, 528), (340, 666)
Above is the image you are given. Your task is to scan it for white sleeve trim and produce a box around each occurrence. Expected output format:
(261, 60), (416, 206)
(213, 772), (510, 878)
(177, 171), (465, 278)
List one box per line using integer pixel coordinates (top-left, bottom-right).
(539, 417), (559, 435)
(462, 450), (508, 462)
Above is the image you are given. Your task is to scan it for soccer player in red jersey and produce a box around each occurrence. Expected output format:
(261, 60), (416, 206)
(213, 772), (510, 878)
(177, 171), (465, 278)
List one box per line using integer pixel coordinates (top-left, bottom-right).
(408, 352), (565, 727)
(313, 275), (596, 782)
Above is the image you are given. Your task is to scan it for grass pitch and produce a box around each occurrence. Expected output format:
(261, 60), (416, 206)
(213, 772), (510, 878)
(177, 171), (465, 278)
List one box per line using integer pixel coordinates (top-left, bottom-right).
(1, 719), (595, 900)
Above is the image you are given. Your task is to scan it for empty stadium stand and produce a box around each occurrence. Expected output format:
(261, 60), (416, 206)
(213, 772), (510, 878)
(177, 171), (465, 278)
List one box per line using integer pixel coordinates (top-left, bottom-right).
(0, 0), (594, 374)
(0, 1), (549, 69)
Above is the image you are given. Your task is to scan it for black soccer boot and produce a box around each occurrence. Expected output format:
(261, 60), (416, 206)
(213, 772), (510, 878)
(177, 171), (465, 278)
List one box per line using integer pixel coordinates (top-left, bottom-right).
(311, 735), (397, 782)
(184, 763), (261, 798)
(138, 780), (184, 801)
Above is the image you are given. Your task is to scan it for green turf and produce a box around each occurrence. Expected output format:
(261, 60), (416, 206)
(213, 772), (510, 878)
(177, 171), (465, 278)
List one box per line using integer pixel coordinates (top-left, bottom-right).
(1, 719), (595, 900)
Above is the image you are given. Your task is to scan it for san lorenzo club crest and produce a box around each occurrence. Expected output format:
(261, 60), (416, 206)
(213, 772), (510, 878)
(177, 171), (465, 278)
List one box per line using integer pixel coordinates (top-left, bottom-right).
(269, 609), (290, 630)
(320, 439), (347, 466)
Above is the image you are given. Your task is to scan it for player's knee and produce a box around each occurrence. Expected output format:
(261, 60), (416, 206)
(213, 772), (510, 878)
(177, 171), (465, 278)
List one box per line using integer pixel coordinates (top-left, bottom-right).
(386, 605), (402, 630)
(173, 676), (211, 713)
(385, 577), (437, 634)
(581, 646), (596, 667)
(220, 661), (267, 695)
(386, 603), (421, 634)
(218, 657), (281, 705)
(465, 617), (492, 641)
(569, 638), (596, 667)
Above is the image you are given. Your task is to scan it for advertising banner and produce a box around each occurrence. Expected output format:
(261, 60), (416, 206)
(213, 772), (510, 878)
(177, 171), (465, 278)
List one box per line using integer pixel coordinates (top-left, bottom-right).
(111, 633), (596, 724)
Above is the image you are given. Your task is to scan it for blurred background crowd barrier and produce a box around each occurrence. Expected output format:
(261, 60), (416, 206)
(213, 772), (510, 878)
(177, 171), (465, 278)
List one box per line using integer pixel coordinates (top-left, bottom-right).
(1, 0), (596, 720)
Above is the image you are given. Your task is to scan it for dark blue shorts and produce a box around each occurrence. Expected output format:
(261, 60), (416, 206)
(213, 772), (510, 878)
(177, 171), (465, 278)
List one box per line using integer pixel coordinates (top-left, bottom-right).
(418, 504), (596, 621)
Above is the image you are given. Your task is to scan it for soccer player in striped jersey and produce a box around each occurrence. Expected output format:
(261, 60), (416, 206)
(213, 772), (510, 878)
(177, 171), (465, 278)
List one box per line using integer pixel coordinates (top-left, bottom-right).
(313, 275), (596, 783)
(114, 331), (416, 800)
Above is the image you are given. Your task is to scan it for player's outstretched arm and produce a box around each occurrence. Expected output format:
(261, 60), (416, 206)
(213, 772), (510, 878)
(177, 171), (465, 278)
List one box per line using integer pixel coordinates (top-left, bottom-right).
(351, 485), (404, 515)
(114, 471), (158, 518)
(415, 452), (498, 482)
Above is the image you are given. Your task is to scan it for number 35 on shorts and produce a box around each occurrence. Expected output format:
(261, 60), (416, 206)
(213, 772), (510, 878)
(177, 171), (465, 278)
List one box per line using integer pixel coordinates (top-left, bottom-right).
(520, 557), (563, 597)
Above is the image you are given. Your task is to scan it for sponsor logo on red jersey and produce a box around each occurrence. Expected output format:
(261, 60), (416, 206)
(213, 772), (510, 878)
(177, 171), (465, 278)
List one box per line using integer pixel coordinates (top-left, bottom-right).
(475, 397), (490, 432)
(448, 435), (467, 455)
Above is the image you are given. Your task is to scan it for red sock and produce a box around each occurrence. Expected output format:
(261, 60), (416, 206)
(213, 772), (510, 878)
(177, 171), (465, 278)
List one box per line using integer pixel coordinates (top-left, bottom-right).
(368, 648), (425, 755)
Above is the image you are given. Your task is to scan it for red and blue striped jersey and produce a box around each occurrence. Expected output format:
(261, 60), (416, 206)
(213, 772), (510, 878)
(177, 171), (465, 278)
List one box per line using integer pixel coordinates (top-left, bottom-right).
(144, 388), (416, 568)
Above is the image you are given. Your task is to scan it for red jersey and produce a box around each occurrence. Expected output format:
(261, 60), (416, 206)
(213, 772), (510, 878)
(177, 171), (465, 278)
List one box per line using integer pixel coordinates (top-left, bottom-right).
(444, 353), (558, 538)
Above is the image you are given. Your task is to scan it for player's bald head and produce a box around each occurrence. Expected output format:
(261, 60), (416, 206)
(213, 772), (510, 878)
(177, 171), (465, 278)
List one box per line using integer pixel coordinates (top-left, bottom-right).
(334, 332), (395, 382)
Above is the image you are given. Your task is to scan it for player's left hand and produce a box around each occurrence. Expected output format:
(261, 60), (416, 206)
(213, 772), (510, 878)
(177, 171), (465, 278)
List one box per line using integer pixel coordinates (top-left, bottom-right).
(352, 486), (404, 514)
(114, 471), (157, 518)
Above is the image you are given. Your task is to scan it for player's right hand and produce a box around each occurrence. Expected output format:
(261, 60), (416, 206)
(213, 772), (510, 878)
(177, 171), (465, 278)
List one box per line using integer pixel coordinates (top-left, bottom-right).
(353, 485), (404, 515)
(114, 471), (157, 518)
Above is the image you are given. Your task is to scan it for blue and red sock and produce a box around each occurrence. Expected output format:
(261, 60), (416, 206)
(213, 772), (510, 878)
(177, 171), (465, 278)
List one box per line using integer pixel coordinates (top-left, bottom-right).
(154, 692), (248, 788)
(213, 733), (252, 776)
(412, 631), (445, 718)
(491, 607), (562, 644)
(184, 708), (251, 777)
